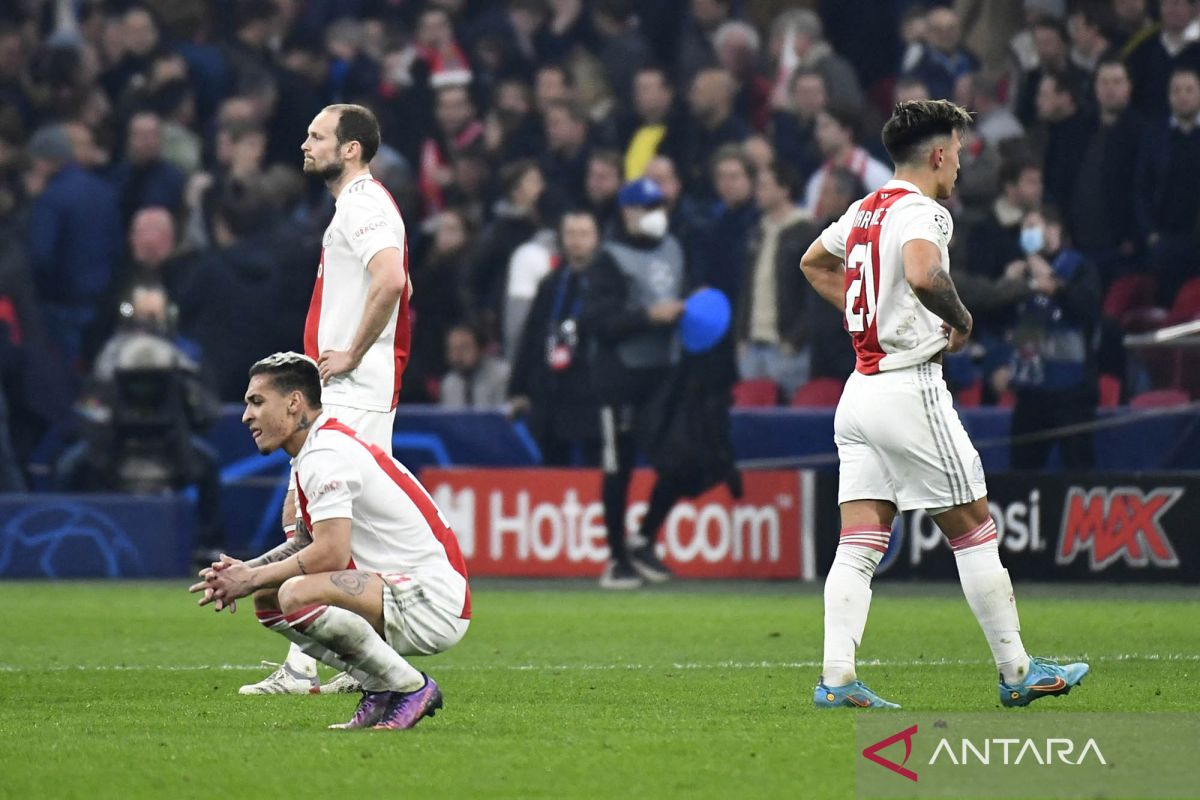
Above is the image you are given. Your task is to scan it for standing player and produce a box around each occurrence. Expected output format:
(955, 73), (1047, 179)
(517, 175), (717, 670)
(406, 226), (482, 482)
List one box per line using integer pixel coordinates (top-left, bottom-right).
(238, 103), (412, 695)
(192, 353), (469, 729)
(798, 100), (1089, 709)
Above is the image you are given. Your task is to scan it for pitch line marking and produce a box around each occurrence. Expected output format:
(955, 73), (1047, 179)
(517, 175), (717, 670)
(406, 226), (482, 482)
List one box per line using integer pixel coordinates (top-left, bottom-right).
(0, 653), (1195, 673)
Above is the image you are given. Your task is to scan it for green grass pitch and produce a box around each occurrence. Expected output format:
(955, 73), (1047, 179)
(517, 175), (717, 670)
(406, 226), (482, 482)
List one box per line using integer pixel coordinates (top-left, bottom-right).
(0, 580), (1196, 799)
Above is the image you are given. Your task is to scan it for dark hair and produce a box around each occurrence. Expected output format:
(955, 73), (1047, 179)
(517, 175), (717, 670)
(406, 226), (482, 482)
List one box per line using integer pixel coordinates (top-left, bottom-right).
(1171, 65), (1200, 86)
(788, 67), (825, 93)
(447, 322), (485, 347)
(822, 104), (862, 142)
(560, 206), (599, 229)
(595, 0), (637, 22)
(824, 166), (867, 204)
(1075, 2), (1116, 35)
(248, 352), (322, 407)
(999, 157), (1040, 187)
(235, 0), (276, 29)
(588, 148), (621, 171)
(1095, 57), (1128, 77)
(761, 159), (801, 200)
(326, 103), (380, 164)
(544, 99), (588, 125)
(710, 143), (754, 180)
(1030, 14), (1069, 43)
(881, 99), (973, 165)
(1040, 70), (1084, 109)
(499, 158), (540, 198)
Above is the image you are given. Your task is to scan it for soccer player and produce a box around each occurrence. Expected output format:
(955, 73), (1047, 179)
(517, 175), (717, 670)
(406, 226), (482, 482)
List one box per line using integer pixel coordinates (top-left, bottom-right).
(798, 100), (1089, 709)
(191, 352), (470, 730)
(239, 103), (412, 695)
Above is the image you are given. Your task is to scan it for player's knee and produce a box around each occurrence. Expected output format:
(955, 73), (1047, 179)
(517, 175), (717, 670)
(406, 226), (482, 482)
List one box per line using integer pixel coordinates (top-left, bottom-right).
(277, 576), (310, 614)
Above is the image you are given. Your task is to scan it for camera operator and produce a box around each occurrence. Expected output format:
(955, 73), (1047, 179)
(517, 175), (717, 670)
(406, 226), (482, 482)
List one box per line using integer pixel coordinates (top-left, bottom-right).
(55, 282), (224, 561)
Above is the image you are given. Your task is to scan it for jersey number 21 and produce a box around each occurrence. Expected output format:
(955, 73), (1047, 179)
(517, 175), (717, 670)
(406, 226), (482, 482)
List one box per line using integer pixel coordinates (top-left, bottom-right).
(844, 242), (876, 333)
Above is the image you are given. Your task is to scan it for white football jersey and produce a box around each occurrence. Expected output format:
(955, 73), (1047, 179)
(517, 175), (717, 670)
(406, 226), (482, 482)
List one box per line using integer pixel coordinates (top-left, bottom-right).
(294, 412), (471, 619)
(819, 179), (953, 374)
(304, 172), (410, 411)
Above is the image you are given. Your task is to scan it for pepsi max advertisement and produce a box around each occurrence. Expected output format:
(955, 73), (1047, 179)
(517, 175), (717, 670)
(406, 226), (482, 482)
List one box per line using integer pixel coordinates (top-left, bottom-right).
(814, 474), (1200, 582)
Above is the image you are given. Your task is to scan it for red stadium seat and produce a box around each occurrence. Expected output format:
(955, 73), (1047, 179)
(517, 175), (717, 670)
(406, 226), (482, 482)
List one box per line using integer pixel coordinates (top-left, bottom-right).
(790, 378), (845, 407)
(1098, 374), (1121, 408)
(1120, 305), (1169, 333)
(1129, 389), (1191, 408)
(997, 390), (1016, 408)
(956, 379), (983, 407)
(1103, 273), (1157, 319)
(732, 378), (780, 407)
(1165, 276), (1200, 326)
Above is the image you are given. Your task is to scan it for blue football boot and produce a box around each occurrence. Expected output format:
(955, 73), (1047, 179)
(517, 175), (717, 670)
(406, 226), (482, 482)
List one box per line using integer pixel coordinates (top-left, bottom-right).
(814, 676), (901, 709)
(999, 657), (1089, 707)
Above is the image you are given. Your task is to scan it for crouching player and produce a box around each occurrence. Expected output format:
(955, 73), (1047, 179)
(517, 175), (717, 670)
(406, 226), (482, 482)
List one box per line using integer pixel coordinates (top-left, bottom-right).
(190, 352), (470, 729)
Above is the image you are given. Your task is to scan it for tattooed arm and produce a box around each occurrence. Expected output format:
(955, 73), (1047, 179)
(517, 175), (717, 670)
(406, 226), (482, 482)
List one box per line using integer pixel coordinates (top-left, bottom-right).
(902, 240), (973, 351)
(193, 517), (353, 609)
(244, 519), (313, 568)
(237, 517), (352, 592)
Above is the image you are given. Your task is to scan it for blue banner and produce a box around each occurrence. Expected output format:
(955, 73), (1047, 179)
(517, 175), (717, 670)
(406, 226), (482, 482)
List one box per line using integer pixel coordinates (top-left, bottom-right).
(0, 494), (194, 578)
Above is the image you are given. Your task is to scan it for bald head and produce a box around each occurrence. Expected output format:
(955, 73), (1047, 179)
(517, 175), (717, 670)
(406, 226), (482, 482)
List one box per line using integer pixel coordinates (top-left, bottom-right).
(130, 207), (176, 268)
(689, 68), (736, 126)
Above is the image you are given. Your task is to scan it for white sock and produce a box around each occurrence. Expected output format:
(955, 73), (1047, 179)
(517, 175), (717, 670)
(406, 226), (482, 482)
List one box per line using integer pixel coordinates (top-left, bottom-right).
(282, 604), (424, 693)
(950, 518), (1031, 684)
(282, 642), (317, 675)
(822, 525), (889, 686)
(258, 608), (359, 678)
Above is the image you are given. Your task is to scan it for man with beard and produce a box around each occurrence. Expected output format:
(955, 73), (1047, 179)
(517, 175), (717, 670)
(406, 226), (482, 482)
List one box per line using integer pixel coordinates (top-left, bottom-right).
(236, 103), (411, 696)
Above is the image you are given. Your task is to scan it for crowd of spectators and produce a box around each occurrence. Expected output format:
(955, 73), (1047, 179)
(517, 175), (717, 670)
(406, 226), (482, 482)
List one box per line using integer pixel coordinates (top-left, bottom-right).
(2, 0), (1200, 488)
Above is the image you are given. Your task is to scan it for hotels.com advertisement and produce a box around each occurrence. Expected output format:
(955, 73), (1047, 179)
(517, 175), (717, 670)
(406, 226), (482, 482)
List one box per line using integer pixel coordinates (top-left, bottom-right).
(420, 468), (815, 580)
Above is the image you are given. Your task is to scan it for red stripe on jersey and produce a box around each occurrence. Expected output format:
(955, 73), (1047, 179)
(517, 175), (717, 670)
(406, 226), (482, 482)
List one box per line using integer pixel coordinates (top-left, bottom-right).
(844, 188), (912, 375)
(371, 179), (412, 410)
(296, 479), (313, 534)
(391, 240), (412, 409)
(303, 248), (325, 360)
(320, 418), (471, 619)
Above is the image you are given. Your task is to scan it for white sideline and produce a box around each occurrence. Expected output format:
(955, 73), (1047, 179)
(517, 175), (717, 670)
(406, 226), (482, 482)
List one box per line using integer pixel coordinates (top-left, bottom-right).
(0, 653), (1195, 673)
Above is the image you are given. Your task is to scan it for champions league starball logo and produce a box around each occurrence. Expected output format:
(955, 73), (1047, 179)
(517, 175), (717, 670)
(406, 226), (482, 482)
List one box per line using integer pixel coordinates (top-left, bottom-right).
(0, 503), (144, 578)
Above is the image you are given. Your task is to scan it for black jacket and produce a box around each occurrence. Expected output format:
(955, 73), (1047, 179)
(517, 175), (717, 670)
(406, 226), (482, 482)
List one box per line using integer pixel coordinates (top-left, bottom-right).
(734, 214), (812, 349)
(509, 264), (599, 442)
(1069, 109), (1145, 252)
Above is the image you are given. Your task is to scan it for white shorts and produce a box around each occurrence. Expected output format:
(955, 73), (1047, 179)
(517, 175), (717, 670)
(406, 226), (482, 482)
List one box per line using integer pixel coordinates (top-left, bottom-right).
(835, 362), (986, 512)
(380, 570), (470, 656)
(322, 403), (396, 453)
(289, 403), (396, 519)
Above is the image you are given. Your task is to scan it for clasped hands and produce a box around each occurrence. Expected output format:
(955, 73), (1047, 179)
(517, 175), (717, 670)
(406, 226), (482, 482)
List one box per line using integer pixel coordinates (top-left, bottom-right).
(187, 554), (254, 614)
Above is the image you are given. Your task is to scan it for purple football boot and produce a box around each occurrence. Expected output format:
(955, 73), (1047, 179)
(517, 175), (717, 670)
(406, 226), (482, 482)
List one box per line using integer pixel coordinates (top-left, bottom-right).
(373, 675), (444, 730)
(329, 690), (394, 730)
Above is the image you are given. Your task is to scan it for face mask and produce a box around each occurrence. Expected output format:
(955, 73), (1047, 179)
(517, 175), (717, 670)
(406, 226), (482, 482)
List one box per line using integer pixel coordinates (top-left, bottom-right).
(1019, 225), (1044, 256)
(637, 208), (669, 239)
